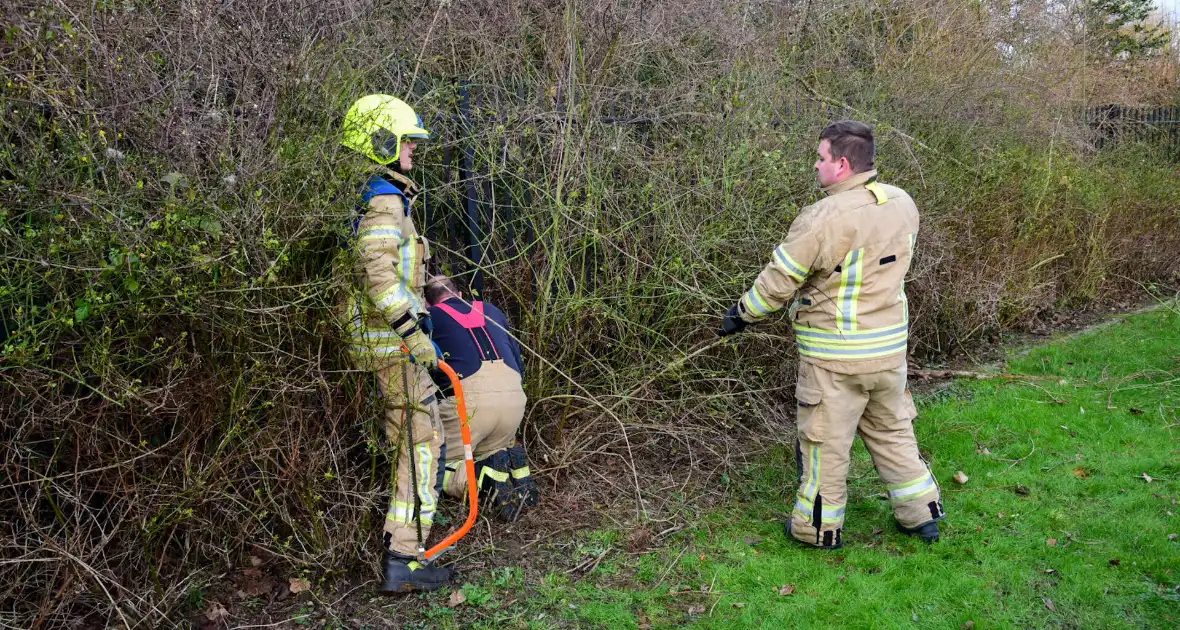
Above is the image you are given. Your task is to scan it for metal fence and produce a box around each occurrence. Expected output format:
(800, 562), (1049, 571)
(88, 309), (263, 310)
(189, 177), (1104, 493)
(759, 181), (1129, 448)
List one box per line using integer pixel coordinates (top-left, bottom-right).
(1087, 105), (1180, 156)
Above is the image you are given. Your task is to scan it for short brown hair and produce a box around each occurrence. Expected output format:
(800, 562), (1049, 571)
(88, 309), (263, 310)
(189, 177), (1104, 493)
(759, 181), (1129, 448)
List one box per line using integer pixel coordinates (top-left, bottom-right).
(819, 120), (875, 173)
(424, 276), (458, 306)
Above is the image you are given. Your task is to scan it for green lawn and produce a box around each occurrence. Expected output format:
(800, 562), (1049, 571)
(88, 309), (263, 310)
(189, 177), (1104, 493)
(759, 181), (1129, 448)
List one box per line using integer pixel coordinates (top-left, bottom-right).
(533, 307), (1180, 629)
(404, 307), (1179, 629)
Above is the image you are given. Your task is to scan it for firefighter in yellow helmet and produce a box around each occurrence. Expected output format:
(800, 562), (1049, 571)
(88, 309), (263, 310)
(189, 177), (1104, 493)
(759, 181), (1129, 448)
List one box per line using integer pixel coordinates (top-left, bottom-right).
(339, 94), (452, 592)
(719, 121), (945, 550)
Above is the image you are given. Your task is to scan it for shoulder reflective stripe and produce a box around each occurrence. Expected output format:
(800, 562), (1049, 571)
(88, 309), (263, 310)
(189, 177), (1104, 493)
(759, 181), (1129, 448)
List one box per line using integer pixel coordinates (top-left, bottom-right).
(865, 181), (888, 205)
(888, 472), (937, 503)
(837, 249), (864, 331)
(797, 339), (908, 359)
(773, 246), (809, 282)
(740, 286), (772, 317)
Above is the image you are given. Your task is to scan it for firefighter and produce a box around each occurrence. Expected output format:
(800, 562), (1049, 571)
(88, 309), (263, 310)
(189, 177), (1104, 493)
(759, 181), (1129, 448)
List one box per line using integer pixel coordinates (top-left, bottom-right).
(424, 276), (539, 521)
(339, 94), (452, 592)
(719, 120), (945, 549)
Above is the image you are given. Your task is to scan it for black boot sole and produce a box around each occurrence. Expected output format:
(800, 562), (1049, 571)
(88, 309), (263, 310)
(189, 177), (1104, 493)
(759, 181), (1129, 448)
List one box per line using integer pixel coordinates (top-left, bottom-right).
(895, 520), (940, 543)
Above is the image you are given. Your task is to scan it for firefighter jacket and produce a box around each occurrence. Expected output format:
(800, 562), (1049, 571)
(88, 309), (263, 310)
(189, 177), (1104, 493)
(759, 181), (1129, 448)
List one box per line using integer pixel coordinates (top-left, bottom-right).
(342, 170), (431, 363)
(738, 170), (919, 375)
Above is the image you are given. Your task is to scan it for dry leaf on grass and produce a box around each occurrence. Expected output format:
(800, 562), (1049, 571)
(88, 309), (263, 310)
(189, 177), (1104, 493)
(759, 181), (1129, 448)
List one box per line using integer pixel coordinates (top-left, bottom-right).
(448, 589), (467, 607)
(1046, 538), (1057, 547)
(732, 602), (745, 608)
(778, 584), (796, 596)
(953, 471), (969, 485)
(1168, 533), (1177, 541)
(688, 605), (706, 615)
(1043, 597), (1056, 612)
(204, 602), (229, 622)
(1141, 473), (1154, 483)
(288, 577), (310, 594)
(1072, 467), (1090, 479)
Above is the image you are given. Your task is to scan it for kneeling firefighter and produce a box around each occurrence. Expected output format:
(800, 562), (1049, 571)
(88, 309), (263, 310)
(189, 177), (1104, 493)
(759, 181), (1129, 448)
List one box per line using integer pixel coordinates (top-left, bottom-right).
(339, 94), (453, 592)
(424, 276), (539, 520)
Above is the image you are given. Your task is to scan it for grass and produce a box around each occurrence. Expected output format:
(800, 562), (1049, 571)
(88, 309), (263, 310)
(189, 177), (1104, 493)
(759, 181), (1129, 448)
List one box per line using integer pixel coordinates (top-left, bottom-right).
(427, 306), (1180, 629)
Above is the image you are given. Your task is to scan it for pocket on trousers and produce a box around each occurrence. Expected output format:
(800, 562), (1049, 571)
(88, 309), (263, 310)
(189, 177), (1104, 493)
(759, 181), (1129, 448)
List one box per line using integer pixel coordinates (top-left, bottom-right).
(903, 389), (918, 421)
(795, 383), (825, 443)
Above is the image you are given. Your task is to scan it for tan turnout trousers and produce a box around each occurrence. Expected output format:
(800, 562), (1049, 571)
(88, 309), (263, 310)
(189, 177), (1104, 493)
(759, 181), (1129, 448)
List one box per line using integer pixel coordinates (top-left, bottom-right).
(373, 359), (444, 557)
(439, 361), (528, 498)
(788, 361), (943, 547)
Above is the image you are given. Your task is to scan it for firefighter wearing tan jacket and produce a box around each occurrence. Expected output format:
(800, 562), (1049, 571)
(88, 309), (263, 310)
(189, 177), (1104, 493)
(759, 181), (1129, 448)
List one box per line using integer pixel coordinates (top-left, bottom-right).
(339, 94), (453, 592)
(719, 120), (945, 549)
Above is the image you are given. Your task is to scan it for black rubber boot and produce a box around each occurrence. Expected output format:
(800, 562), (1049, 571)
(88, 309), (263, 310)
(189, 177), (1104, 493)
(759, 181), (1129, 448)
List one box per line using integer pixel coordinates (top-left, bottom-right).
(784, 518), (843, 550)
(475, 450), (517, 522)
(507, 445), (540, 509)
(377, 552), (454, 594)
(896, 519), (941, 543)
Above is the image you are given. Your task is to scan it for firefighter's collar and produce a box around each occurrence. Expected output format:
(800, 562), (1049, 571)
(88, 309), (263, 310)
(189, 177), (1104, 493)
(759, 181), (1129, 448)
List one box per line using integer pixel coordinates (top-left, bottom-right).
(822, 169), (878, 196)
(380, 168), (422, 197)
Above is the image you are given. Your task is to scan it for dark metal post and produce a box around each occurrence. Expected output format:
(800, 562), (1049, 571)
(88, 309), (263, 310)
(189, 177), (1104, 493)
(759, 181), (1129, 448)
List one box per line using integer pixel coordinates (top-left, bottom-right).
(459, 81), (484, 297)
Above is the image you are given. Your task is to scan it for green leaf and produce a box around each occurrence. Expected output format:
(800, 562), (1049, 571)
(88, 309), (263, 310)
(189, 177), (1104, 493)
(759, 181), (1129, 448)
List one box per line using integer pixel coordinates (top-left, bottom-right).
(74, 300), (91, 322)
(197, 216), (222, 236)
(124, 276), (140, 294)
(161, 172), (187, 188)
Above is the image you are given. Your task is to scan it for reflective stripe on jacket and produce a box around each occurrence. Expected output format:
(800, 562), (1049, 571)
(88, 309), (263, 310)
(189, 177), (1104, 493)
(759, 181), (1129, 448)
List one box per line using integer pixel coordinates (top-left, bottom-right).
(739, 169), (919, 374)
(341, 170), (431, 362)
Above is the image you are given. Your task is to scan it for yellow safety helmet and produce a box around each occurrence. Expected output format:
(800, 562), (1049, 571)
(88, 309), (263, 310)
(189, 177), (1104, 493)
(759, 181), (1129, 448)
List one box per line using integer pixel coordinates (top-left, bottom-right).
(340, 94), (430, 165)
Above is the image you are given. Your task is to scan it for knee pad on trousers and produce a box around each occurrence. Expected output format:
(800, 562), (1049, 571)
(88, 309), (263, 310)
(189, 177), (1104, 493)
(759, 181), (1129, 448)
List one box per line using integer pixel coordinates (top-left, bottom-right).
(507, 445), (539, 508)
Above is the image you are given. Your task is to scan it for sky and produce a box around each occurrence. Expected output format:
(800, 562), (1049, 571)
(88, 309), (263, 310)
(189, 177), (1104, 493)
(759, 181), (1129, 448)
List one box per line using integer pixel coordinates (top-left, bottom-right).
(1159, 0), (1180, 21)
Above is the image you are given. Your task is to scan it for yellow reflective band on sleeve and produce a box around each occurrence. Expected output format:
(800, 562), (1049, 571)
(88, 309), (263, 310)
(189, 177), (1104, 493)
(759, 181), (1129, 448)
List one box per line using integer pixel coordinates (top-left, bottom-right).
(401, 239), (422, 313)
(888, 472), (937, 504)
(836, 249), (865, 331)
(773, 246), (809, 282)
(740, 286), (773, 318)
(865, 181), (888, 205)
(375, 284), (412, 314)
(511, 466), (531, 480)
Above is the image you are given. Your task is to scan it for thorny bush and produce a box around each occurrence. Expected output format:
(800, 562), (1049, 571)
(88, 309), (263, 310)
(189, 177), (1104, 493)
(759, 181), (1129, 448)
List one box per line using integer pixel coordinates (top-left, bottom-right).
(1, 0), (1178, 626)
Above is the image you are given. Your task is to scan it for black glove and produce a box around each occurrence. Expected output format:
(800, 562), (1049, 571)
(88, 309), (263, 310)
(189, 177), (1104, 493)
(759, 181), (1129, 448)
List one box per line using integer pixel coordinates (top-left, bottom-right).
(718, 303), (749, 337)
